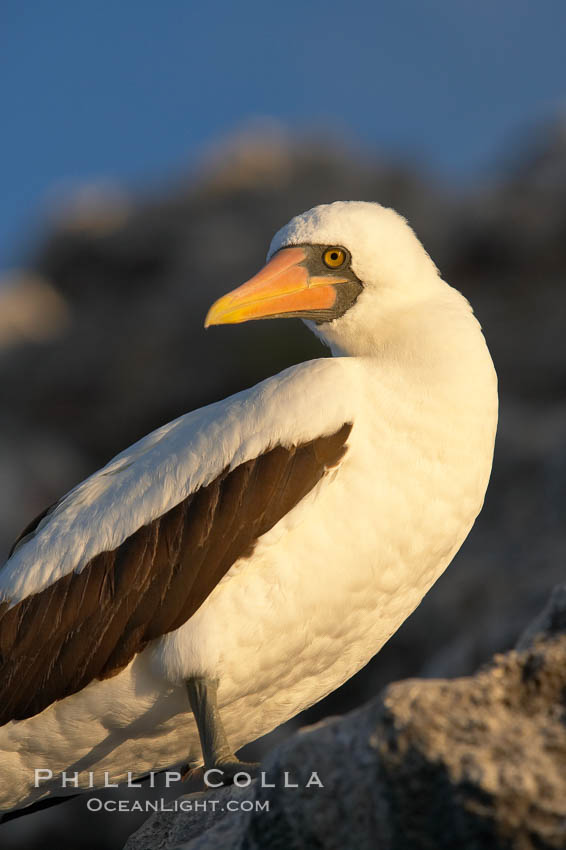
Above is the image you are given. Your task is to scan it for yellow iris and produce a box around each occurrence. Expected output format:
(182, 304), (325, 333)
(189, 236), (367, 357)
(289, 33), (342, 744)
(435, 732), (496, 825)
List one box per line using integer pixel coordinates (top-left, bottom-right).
(323, 247), (346, 269)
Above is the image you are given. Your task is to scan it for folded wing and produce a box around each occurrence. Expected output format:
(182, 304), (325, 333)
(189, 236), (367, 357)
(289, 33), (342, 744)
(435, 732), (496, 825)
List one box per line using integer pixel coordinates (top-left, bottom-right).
(0, 361), (353, 725)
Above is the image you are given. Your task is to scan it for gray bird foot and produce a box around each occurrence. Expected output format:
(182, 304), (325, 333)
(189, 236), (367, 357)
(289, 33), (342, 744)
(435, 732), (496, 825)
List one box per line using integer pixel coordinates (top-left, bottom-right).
(186, 675), (260, 787)
(204, 756), (260, 785)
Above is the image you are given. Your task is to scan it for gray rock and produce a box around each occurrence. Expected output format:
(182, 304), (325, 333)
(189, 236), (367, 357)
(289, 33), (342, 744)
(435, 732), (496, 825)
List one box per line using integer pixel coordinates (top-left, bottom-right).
(124, 585), (566, 850)
(123, 785), (255, 850)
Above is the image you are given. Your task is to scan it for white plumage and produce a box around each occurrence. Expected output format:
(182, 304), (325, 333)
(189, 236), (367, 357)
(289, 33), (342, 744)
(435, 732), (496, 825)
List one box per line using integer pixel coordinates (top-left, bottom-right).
(0, 201), (497, 812)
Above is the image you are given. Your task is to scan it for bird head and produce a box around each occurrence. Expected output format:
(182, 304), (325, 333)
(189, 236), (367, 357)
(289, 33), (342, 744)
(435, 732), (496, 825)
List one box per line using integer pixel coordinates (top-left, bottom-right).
(205, 201), (447, 355)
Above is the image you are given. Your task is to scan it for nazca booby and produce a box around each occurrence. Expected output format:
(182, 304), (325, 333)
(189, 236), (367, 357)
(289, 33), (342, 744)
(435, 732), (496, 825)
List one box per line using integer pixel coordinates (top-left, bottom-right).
(0, 201), (498, 815)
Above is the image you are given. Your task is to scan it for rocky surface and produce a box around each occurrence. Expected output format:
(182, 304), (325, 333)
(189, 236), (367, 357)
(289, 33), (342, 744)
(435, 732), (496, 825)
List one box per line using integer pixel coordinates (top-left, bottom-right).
(124, 584), (566, 850)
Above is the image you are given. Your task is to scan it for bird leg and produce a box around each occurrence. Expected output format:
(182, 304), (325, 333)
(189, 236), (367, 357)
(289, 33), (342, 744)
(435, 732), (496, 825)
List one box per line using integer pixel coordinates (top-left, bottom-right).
(185, 676), (259, 784)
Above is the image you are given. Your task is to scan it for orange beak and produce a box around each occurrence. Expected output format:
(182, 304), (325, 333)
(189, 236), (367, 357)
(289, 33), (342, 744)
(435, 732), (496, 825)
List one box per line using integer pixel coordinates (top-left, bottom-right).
(204, 247), (348, 327)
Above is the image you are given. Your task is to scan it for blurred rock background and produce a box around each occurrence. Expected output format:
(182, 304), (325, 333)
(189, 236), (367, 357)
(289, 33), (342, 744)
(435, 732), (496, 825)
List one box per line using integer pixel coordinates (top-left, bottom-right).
(1, 118), (565, 848)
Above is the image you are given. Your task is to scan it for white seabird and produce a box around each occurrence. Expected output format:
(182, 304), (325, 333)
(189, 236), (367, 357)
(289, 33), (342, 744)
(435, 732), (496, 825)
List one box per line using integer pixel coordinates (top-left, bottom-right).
(0, 201), (498, 815)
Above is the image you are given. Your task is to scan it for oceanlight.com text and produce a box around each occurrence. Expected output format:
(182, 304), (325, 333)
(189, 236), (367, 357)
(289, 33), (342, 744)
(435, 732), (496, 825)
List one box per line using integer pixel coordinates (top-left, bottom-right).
(86, 797), (270, 814)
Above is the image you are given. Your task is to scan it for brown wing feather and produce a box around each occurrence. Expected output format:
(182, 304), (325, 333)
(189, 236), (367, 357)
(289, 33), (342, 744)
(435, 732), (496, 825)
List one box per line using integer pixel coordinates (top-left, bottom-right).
(0, 422), (352, 725)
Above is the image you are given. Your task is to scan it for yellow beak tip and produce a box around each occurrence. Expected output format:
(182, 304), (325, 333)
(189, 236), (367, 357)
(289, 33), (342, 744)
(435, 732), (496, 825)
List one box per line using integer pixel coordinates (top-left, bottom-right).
(203, 306), (222, 328)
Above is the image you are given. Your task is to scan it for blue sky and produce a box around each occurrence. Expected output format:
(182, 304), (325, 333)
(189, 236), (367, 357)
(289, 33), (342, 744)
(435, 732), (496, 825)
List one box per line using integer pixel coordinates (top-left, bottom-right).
(1, 0), (565, 269)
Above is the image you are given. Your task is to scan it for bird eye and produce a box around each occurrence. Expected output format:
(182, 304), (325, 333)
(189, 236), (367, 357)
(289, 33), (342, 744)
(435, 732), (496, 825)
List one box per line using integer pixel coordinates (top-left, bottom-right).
(323, 247), (347, 269)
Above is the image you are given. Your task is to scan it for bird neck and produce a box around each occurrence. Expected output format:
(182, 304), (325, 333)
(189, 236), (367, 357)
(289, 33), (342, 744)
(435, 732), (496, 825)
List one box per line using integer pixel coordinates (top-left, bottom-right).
(311, 283), (497, 415)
